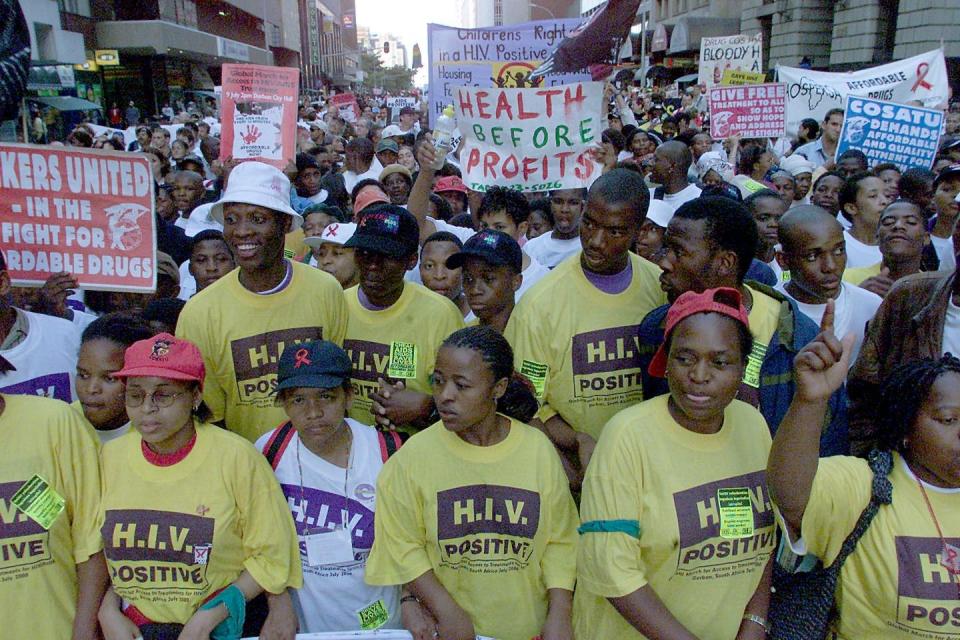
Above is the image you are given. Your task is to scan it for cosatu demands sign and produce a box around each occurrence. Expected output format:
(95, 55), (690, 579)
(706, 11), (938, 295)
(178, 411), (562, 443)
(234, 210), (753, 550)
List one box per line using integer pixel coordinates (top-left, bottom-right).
(456, 81), (604, 192)
(0, 144), (156, 292)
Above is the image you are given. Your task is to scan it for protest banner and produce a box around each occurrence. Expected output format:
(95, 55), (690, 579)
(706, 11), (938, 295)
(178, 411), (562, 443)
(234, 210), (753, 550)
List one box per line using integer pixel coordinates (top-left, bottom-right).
(386, 96), (418, 123)
(776, 49), (949, 136)
(220, 63), (299, 168)
(0, 144), (156, 292)
(699, 33), (763, 88)
(455, 81), (603, 193)
(707, 83), (787, 140)
(329, 93), (360, 123)
(721, 69), (766, 86)
(836, 96), (943, 170)
(427, 20), (591, 126)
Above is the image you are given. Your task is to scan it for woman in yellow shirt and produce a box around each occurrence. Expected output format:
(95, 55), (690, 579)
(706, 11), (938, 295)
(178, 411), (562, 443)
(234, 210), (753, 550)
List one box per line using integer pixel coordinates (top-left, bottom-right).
(366, 326), (578, 640)
(769, 304), (960, 639)
(576, 288), (775, 640)
(96, 333), (301, 640)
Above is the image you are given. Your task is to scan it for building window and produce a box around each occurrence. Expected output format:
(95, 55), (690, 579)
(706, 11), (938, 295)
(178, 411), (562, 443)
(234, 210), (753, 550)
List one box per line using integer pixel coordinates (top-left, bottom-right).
(57, 0), (91, 17)
(494, 0), (503, 26)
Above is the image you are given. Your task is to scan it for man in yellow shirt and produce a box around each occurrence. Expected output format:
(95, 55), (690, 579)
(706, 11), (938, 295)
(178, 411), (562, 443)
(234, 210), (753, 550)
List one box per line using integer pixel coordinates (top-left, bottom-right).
(177, 161), (348, 442)
(506, 169), (667, 482)
(342, 204), (464, 431)
(638, 196), (848, 455)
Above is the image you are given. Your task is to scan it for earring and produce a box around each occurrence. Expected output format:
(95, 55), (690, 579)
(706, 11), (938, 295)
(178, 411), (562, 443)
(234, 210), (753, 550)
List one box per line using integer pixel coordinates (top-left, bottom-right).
(901, 438), (909, 450)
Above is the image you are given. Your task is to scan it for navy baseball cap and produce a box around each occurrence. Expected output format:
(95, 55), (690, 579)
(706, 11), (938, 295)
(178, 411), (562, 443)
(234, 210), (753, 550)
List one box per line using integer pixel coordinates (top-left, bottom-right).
(346, 204), (420, 259)
(446, 229), (522, 273)
(275, 340), (352, 393)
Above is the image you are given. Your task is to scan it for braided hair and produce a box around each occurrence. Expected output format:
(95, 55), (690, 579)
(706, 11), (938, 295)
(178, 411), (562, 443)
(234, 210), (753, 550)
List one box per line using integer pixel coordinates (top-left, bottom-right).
(876, 354), (960, 451)
(440, 326), (539, 423)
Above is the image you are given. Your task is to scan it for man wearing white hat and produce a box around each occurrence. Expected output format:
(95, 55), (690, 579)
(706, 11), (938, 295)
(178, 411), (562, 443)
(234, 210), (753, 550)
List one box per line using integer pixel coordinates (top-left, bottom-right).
(176, 161), (348, 443)
(303, 221), (359, 289)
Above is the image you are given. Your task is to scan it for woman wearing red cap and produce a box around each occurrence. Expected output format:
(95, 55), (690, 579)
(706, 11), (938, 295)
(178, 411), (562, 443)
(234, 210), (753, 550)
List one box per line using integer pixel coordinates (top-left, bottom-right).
(575, 288), (775, 640)
(95, 333), (302, 640)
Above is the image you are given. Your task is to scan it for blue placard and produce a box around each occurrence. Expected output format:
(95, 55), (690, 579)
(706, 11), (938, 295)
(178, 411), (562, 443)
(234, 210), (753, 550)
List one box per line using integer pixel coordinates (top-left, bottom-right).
(836, 95), (943, 170)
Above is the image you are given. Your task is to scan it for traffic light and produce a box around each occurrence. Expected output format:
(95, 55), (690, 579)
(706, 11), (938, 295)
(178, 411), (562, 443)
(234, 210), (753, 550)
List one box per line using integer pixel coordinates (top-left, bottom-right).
(383, 42), (390, 54)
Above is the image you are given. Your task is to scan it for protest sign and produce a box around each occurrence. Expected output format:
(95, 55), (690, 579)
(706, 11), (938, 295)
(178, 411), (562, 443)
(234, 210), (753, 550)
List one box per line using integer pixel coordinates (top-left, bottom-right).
(776, 49), (949, 136)
(0, 144), (156, 292)
(220, 64), (299, 168)
(387, 96), (418, 123)
(836, 96), (943, 170)
(329, 93), (360, 123)
(708, 83), (787, 139)
(427, 20), (590, 126)
(456, 81), (603, 192)
(699, 34), (763, 88)
(721, 69), (766, 86)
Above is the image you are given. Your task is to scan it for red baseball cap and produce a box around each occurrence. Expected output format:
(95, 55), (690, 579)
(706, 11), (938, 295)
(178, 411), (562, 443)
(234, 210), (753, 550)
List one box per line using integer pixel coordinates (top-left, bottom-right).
(114, 333), (206, 390)
(648, 288), (750, 378)
(433, 175), (467, 195)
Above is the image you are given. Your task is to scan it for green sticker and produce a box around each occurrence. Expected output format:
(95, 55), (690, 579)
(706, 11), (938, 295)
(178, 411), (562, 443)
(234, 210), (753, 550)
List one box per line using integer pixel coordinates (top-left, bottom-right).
(283, 248), (296, 259)
(781, 269), (791, 282)
(520, 359), (548, 399)
(357, 598), (389, 630)
(387, 341), (418, 379)
(718, 487), (754, 539)
(11, 474), (65, 530)
(742, 340), (767, 388)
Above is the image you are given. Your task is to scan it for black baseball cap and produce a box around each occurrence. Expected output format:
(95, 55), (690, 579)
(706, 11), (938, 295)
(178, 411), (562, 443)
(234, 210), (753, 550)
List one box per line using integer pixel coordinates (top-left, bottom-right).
(345, 204), (420, 259)
(275, 340), (352, 392)
(446, 229), (522, 273)
(934, 163), (960, 189)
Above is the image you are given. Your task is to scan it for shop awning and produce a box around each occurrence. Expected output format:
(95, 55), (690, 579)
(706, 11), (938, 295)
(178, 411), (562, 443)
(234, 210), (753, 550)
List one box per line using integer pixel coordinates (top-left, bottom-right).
(28, 96), (103, 112)
(667, 17), (739, 55)
(676, 73), (699, 83)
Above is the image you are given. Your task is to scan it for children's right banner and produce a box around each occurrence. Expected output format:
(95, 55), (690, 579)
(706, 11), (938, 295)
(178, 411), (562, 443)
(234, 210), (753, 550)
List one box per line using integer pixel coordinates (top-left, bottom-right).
(836, 95), (943, 170)
(707, 83), (786, 140)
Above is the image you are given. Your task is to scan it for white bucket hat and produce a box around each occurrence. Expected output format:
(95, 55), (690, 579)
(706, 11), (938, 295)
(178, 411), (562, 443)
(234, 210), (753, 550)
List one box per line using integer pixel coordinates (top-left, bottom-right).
(779, 154), (815, 177)
(303, 222), (357, 249)
(210, 161), (304, 231)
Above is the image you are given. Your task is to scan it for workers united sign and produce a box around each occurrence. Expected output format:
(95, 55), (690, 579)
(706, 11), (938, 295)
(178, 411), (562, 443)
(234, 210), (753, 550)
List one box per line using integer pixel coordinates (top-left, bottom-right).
(836, 96), (943, 170)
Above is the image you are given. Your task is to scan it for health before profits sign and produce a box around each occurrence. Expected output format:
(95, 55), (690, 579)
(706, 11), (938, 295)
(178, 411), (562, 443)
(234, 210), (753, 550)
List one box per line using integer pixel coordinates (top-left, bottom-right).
(0, 144), (156, 292)
(456, 81), (604, 193)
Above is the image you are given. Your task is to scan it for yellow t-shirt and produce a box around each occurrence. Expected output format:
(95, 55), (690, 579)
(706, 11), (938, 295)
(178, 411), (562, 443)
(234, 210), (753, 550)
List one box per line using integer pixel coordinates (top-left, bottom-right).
(99, 422), (302, 624)
(176, 261), (348, 442)
(785, 452), (960, 639)
(575, 395), (775, 639)
(505, 252), (667, 440)
(0, 395), (102, 639)
(365, 417), (578, 640)
(343, 283), (464, 429)
(739, 285), (782, 393)
(843, 263), (881, 286)
(284, 227), (309, 261)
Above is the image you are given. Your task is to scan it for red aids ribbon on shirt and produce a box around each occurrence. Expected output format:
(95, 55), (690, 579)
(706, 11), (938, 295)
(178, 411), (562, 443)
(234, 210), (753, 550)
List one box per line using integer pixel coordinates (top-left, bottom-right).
(912, 63), (932, 92)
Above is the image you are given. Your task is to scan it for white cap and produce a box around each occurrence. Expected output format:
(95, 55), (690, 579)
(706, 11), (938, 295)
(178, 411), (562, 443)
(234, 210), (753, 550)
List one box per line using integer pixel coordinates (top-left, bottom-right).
(303, 222), (357, 249)
(210, 161), (303, 231)
(381, 124), (405, 138)
(779, 154), (815, 177)
(645, 200), (674, 228)
(697, 151), (734, 182)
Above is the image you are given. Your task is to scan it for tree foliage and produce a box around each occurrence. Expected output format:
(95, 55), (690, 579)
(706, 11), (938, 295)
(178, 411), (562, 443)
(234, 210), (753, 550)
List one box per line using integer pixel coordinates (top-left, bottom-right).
(360, 52), (415, 93)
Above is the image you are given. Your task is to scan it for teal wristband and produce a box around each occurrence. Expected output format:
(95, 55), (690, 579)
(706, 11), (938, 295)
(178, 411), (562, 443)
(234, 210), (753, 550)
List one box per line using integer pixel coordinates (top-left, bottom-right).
(200, 584), (246, 640)
(578, 519), (642, 538)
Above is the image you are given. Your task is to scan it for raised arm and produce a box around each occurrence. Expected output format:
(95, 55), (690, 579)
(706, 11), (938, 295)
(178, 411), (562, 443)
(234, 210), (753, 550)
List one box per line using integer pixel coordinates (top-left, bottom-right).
(408, 139), (440, 243)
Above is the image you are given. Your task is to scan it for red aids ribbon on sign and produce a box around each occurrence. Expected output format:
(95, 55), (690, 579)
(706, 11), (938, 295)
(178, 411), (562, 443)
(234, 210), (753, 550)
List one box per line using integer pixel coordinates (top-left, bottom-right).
(294, 348), (312, 368)
(912, 63), (932, 92)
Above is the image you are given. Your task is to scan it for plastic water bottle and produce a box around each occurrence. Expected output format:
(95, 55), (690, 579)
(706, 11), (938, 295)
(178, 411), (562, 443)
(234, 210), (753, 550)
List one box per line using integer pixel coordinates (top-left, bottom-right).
(431, 105), (456, 170)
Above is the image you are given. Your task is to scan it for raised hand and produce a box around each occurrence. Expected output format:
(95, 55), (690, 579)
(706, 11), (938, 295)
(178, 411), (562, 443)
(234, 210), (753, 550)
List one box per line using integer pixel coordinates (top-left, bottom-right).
(793, 299), (856, 403)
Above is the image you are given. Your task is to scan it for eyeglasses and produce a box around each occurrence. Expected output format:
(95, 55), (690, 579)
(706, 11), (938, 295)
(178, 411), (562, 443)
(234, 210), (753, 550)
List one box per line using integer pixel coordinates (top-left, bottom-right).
(125, 389), (189, 408)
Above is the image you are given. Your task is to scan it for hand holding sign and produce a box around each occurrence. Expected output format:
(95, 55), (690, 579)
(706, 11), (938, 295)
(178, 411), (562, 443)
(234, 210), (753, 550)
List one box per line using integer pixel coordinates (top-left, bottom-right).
(792, 299), (856, 403)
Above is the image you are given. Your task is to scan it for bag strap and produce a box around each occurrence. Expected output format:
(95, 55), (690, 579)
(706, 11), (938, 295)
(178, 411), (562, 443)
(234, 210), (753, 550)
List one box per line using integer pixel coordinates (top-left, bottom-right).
(263, 422), (296, 470)
(830, 449), (894, 570)
(377, 429), (404, 463)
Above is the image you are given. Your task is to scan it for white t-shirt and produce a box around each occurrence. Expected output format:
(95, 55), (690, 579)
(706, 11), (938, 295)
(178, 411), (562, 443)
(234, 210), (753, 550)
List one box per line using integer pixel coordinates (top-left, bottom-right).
(343, 159), (385, 194)
(843, 231), (883, 268)
(649, 183), (702, 212)
(0, 309), (80, 402)
(96, 422), (132, 445)
(71, 309), (98, 333)
(178, 261), (197, 301)
(777, 282), (882, 367)
(174, 202), (223, 238)
(254, 419), (401, 633)
(523, 232), (582, 269)
(931, 234), (956, 272)
(766, 258), (785, 283)
(942, 299), (960, 358)
(836, 213), (852, 231)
